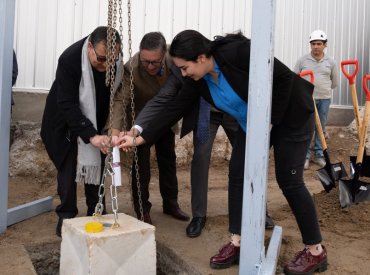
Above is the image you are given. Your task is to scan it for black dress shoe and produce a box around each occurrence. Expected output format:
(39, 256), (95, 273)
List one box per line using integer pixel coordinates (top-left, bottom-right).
(163, 204), (190, 221)
(186, 217), (206, 238)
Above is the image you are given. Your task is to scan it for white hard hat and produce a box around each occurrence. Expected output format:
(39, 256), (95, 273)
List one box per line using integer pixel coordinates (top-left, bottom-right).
(309, 30), (327, 42)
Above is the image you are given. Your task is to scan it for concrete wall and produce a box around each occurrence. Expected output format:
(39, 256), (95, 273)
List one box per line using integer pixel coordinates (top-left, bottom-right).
(12, 91), (47, 123)
(12, 0), (370, 108)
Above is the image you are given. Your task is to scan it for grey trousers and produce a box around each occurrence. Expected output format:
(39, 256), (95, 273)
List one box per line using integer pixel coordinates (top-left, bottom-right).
(190, 111), (238, 217)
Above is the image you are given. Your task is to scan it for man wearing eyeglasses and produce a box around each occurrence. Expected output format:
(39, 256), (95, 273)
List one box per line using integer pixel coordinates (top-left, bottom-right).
(111, 32), (189, 224)
(41, 26), (122, 237)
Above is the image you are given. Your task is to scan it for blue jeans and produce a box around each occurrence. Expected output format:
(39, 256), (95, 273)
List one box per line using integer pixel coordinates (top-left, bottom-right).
(306, 99), (331, 159)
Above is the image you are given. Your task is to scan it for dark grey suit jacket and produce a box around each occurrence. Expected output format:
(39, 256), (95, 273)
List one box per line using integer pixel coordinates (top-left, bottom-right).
(135, 64), (200, 139)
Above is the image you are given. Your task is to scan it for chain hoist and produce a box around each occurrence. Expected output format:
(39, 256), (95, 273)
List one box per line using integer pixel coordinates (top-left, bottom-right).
(94, 0), (121, 228)
(125, 0), (145, 222)
(94, 0), (145, 228)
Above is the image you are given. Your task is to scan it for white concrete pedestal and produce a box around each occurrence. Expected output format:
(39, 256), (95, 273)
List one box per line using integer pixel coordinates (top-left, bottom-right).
(60, 213), (156, 275)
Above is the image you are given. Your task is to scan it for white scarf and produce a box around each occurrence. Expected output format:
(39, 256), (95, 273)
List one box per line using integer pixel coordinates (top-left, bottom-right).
(75, 37), (123, 185)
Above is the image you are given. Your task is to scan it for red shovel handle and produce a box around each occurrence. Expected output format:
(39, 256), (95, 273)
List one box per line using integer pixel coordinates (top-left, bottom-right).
(298, 70), (314, 84)
(364, 75), (370, 101)
(341, 60), (359, 85)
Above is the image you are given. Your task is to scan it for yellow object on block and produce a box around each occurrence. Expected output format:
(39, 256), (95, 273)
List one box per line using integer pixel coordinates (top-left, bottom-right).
(85, 222), (103, 233)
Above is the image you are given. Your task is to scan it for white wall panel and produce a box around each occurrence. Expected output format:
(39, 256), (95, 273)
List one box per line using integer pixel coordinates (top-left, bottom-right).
(14, 0), (38, 89)
(184, 0), (199, 31)
(209, 0), (224, 36)
(274, 0), (370, 106)
(172, 0), (187, 35)
(144, 0), (160, 33)
(12, 0), (370, 108)
(198, 0), (213, 36)
(33, 0), (57, 89)
(13, 0), (251, 91)
(158, 0), (174, 39)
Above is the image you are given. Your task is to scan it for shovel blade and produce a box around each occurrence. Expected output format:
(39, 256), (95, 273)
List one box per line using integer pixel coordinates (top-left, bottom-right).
(317, 162), (347, 192)
(350, 155), (370, 177)
(339, 179), (370, 208)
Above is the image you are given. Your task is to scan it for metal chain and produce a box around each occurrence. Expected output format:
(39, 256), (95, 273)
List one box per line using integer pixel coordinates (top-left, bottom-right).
(126, 0), (144, 222)
(94, 0), (112, 218)
(110, 183), (119, 228)
(94, 161), (111, 216)
(95, 0), (144, 226)
(107, 0), (120, 227)
(119, 0), (127, 134)
(94, 0), (121, 228)
(118, 0), (123, 39)
(108, 0), (125, 229)
(105, 0), (113, 86)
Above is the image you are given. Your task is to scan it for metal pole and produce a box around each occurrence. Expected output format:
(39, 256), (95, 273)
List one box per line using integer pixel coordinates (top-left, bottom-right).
(0, 0), (16, 234)
(0, 0), (53, 233)
(239, 0), (282, 274)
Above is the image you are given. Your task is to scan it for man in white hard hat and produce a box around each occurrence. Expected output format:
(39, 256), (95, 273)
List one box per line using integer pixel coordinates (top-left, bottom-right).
(294, 29), (339, 169)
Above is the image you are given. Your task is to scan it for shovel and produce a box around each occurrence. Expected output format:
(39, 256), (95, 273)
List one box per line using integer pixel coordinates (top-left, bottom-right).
(339, 75), (370, 207)
(299, 71), (347, 192)
(341, 60), (361, 130)
(341, 60), (370, 177)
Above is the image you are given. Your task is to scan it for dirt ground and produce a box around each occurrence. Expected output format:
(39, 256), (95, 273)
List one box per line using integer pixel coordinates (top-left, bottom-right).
(2, 123), (370, 274)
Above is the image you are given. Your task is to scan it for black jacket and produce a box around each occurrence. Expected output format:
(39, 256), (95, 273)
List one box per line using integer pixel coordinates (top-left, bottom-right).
(135, 64), (200, 139)
(40, 37), (98, 169)
(139, 35), (314, 144)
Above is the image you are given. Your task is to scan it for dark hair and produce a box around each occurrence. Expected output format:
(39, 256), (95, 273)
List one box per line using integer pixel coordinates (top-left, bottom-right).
(139, 32), (167, 53)
(169, 30), (245, 61)
(89, 26), (121, 47)
(169, 30), (212, 61)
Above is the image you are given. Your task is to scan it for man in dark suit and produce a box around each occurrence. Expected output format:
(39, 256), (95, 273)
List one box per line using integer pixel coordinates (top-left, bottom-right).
(41, 26), (122, 237)
(111, 32), (189, 224)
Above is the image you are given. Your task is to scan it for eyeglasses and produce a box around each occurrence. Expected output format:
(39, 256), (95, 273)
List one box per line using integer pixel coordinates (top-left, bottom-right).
(140, 58), (163, 67)
(92, 46), (120, 63)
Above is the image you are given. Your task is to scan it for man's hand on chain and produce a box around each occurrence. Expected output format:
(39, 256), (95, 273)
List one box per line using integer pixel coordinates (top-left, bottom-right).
(90, 135), (110, 154)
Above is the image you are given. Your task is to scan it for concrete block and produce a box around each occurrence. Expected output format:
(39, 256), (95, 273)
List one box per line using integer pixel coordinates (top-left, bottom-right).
(60, 213), (156, 275)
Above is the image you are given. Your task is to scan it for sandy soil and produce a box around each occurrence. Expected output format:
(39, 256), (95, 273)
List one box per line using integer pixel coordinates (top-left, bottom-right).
(2, 123), (370, 274)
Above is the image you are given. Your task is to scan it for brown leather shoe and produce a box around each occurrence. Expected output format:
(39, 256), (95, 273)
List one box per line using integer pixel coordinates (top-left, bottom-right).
(163, 204), (190, 221)
(210, 242), (240, 269)
(284, 245), (328, 275)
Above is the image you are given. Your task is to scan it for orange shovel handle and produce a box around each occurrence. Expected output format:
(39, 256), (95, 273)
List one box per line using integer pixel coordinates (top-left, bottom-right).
(298, 70), (314, 84)
(357, 75), (370, 164)
(341, 60), (361, 133)
(364, 75), (370, 101)
(341, 60), (359, 85)
(298, 71), (327, 150)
